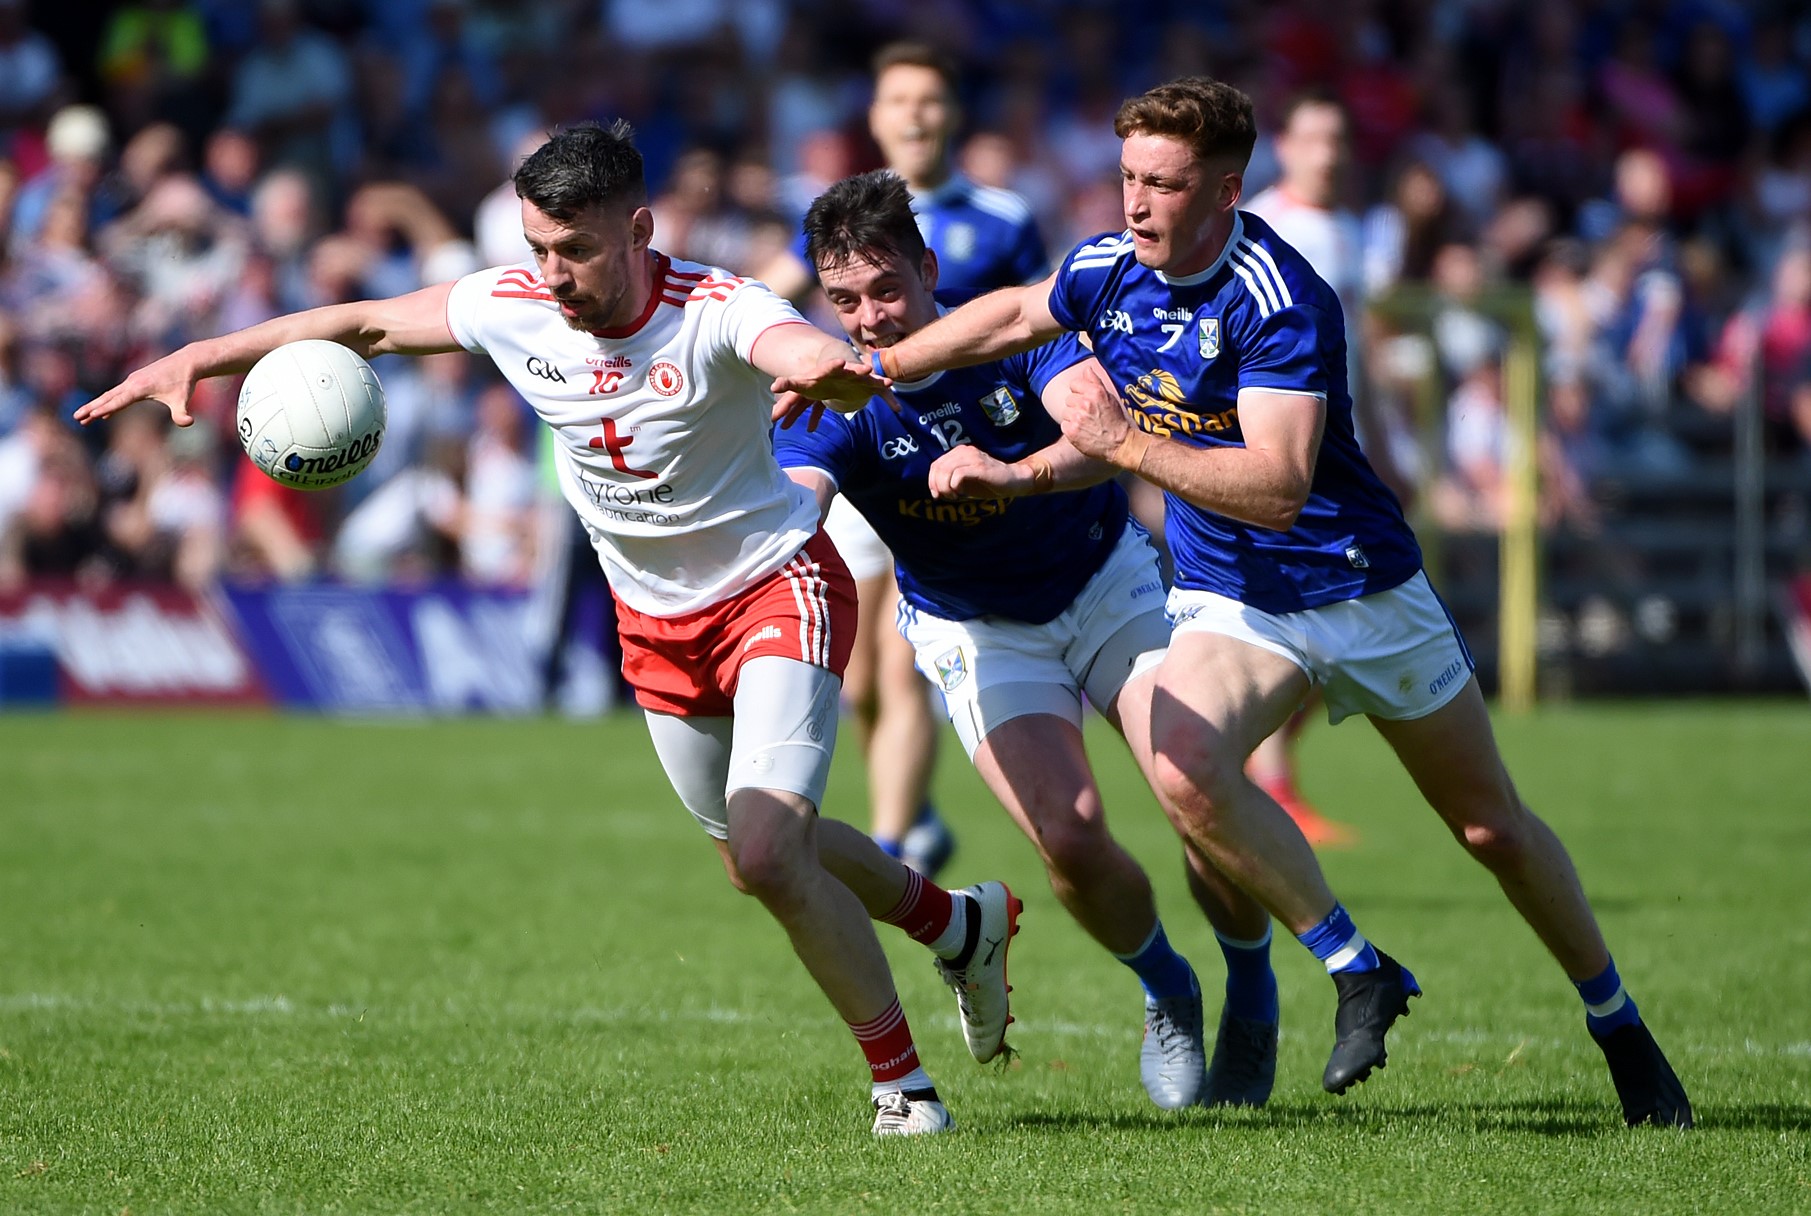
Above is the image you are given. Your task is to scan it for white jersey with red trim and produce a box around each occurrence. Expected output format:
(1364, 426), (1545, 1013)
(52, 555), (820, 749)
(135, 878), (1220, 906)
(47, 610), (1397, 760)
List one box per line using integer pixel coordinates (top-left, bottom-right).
(1245, 186), (1365, 310)
(445, 252), (820, 616)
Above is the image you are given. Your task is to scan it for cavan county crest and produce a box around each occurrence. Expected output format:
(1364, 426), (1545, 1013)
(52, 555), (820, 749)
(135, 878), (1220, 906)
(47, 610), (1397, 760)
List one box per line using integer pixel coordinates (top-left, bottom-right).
(1198, 316), (1221, 360)
(933, 647), (969, 691)
(980, 386), (1021, 426)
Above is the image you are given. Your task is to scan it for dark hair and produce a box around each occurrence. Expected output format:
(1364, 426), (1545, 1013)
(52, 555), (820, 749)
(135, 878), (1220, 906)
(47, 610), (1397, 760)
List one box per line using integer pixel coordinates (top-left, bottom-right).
(803, 170), (926, 274)
(513, 120), (646, 220)
(871, 40), (959, 96)
(1278, 87), (1347, 133)
(1114, 76), (1257, 168)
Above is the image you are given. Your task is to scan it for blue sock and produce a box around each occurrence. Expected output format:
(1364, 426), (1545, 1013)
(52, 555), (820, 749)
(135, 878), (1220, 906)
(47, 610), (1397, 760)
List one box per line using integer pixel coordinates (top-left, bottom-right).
(1114, 921), (1198, 1003)
(1297, 903), (1380, 975)
(875, 837), (904, 860)
(1576, 958), (1642, 1035)
(912, 803), (941, 829)
(1216, 926), (1280, 1023)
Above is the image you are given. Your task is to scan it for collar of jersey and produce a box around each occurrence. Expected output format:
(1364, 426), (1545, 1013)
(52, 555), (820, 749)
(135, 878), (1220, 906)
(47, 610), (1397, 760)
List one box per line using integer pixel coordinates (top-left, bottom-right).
(1154, 212), (1244, 288)
(587, 251), (669, 340)
(909, 173), (968, 210)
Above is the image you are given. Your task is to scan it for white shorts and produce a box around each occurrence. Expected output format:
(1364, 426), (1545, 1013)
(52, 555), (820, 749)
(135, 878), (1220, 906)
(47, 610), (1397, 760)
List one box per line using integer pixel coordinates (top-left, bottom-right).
(642, 655), (841, 839)
(899, 521), (1171, 756)
(824, 496), (892, 583)
(1166, 570), (1474, 725)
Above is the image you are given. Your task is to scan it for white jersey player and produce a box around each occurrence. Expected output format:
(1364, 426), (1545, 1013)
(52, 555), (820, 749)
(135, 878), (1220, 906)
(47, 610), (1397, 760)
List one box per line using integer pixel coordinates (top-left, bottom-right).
(75, 120), (1020, 1138)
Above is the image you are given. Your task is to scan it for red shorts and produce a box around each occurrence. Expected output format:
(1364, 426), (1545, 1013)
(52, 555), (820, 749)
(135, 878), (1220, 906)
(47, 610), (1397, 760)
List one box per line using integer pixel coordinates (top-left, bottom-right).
(615, 530), (858, 717)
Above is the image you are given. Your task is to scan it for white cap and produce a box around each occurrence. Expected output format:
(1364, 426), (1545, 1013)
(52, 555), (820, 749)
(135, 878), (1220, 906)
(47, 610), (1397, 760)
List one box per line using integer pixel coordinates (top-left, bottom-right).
(46, 105), (111, 164)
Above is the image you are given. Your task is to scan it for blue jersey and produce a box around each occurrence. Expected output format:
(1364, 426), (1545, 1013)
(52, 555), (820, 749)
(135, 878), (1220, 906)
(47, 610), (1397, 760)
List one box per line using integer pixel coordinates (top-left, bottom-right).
(1048, 210), (1421, 613)
(774, 336), (1127, 624)
(793, 174), (1047, 307)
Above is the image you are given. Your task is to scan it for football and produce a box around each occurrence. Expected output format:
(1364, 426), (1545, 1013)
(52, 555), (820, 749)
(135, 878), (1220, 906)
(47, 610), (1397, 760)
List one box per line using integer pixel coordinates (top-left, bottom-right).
(235, 339), (387, 491)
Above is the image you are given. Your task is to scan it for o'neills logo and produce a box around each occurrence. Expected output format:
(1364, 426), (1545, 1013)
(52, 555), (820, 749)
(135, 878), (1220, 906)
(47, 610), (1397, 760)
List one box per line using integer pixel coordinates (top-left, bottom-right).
(284, 431), (381, 474)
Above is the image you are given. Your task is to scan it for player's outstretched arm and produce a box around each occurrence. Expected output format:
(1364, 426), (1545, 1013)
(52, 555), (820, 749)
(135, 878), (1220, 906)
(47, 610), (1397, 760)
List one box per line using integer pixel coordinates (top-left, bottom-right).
(74, 283), (463, 427)
(878, 272), (1066, 382)
(756, 321), (898, 430)
(1062, 375), (1324, 532)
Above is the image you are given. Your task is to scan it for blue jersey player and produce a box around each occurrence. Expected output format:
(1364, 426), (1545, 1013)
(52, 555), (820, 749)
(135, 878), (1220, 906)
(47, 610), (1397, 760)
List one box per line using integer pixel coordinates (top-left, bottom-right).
(761, 43), (1049, 880)
(778, 169), (1279, 1108)
(792, 77), (1691, 1127)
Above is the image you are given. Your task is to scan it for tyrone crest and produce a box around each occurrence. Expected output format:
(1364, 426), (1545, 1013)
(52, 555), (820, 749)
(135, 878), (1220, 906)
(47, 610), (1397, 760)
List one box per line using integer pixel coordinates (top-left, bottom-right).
(1198, 316), (1221, 360)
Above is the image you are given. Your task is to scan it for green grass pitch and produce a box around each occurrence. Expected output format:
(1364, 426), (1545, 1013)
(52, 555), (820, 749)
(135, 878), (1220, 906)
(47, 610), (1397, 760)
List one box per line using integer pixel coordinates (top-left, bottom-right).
(3, 702), (1809, 1213)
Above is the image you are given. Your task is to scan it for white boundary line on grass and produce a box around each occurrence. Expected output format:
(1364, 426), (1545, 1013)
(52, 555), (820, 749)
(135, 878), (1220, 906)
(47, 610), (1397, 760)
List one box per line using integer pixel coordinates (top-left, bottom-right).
(2, 992), (1809, 1060)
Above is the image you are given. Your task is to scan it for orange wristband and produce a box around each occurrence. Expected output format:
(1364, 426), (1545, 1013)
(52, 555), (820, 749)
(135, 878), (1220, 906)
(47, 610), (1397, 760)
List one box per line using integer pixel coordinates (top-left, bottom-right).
(1112, 428), (1152, 472)
(1021, 453), (1054, 494)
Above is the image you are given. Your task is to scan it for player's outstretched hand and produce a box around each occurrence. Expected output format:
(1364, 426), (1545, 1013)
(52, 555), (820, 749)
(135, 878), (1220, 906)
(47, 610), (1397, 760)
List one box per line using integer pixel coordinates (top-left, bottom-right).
(74, 351), (199, 427)
(771, 357), (897, 415)
(928, 446), (1024, 500)
(1060, 369), (1133, 461)
(771, 389), (828, 432)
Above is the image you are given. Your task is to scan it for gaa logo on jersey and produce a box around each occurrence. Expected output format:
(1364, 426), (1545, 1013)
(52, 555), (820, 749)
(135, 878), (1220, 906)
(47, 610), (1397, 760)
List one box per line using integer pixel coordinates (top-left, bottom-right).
(648, 361), (685, 397)
(933, 646), (969, 692)
(979, 386), (1020, 427)
(1198, 316), (1221, 361)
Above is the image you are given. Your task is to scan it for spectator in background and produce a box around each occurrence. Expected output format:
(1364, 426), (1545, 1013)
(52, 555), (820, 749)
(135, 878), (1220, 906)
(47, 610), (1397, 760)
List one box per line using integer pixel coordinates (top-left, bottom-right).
(146, 416), (227, 588)
(1408, 82), (1508, 232)
(0, 407), (107, 584)
(1742, 17), (1811, 138)
(199, 127), (260, 216)
(460, 381), (537, 588)
(10, 104), (112, 248)
(1694, 245), (1811, 454)
(331, 431), (462, 586)
(0, 315), (31, 433)
(99, 174), (249, 346)
(0, 0), (63, 158)
(96, 0), (212, 139)
(225, 0), (354, 188)
(1363, 158), (1464, 294)
(248, 167), (321, 313)
(473, 131), (544, 268)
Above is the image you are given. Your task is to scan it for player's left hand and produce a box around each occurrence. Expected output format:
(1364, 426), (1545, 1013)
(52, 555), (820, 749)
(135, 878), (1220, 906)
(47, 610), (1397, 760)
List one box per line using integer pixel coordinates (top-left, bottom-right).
(1061, 370), (1133, 461)
(770, 358), (897, 423)
(927, 445), (1023, 500)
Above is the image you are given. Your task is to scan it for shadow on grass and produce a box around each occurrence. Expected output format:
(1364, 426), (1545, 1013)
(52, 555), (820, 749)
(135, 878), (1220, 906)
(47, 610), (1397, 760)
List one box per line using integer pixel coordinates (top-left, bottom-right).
(1009, 1097), (1811, 1136)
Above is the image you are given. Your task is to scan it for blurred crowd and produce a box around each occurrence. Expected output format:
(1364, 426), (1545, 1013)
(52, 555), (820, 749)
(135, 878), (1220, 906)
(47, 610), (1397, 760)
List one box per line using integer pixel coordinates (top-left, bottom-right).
(1, 0), (1809, 592)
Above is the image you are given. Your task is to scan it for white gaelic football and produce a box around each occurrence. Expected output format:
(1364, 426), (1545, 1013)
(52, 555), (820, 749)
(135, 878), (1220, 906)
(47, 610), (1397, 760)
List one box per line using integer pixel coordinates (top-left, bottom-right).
(236, 339), (386, 490)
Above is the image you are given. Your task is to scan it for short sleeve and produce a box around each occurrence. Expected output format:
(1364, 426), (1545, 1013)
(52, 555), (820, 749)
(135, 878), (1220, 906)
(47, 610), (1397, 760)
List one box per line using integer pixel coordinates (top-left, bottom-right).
(1238, 305), (1331, 399)
(1007, 333), (1091, 399)
(445, 266), (511, 354)
(1047, 232), (1125, 334)
(716, 279), (813, 364)
(772, 408), (861, 489)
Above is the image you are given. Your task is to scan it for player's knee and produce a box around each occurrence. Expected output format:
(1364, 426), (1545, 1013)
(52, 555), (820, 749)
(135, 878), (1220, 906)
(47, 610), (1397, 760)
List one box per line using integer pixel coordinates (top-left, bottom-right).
(1032, 801), (1113, 880)
(726, 824), (809, 906)
(1454, 810), (1529, 872)
(1151, 734), (1237, 821)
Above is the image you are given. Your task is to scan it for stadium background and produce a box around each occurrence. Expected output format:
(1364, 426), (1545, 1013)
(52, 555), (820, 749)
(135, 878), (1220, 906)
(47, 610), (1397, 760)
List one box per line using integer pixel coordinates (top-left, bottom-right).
(4, 5), (1811, 1212)
(1, 0), (1809, 707)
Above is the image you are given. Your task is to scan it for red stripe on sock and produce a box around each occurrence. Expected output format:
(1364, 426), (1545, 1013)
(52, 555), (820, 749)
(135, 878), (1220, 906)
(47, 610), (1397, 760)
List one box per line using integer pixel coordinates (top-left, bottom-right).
(848, 998), (921, 1084)
(877, 869), (955, 946)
